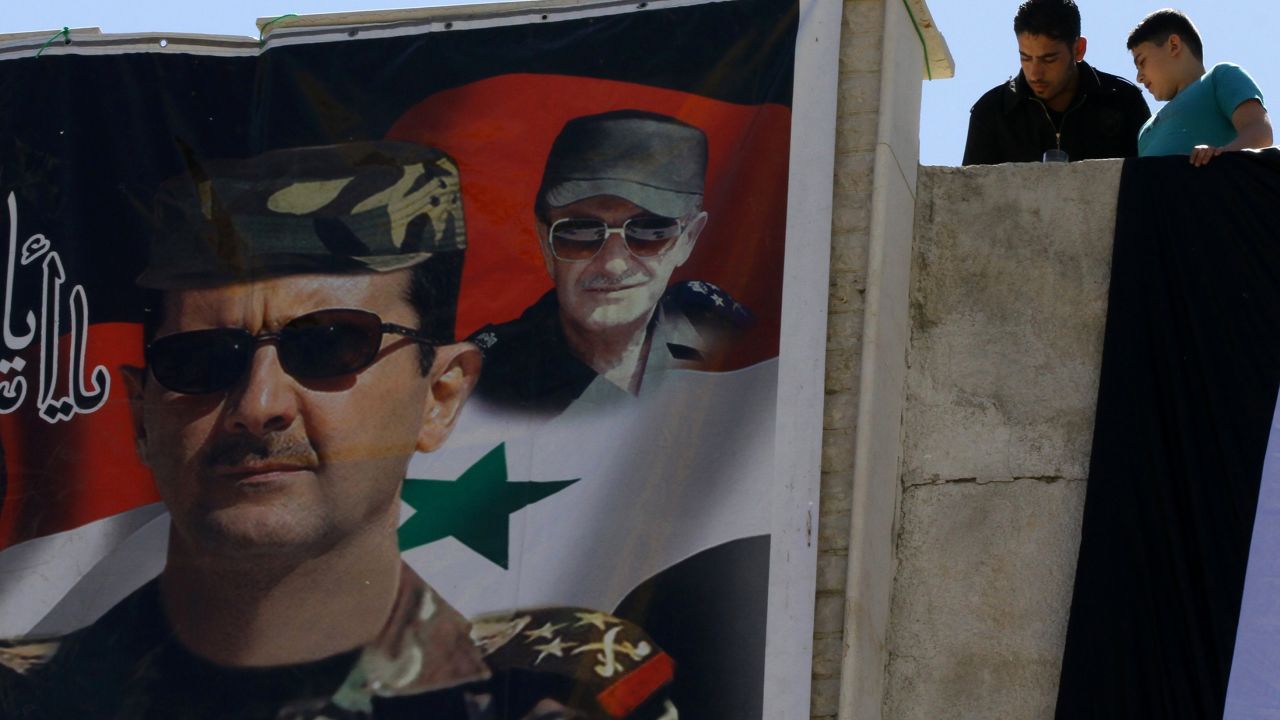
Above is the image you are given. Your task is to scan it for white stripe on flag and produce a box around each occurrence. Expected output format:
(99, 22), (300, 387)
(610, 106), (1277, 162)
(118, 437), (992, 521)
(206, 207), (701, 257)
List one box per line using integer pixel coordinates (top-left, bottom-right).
(0, 502), (166, 638)
(0, 360), (778, 637)
(403, 359), (777, 616)
(29, 512), (169, 636)
(1225, 388), (1280, 719)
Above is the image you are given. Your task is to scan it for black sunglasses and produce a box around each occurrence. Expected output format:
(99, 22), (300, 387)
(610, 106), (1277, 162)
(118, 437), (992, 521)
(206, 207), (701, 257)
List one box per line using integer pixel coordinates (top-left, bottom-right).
(146, 308), (435, 395)
(547, 215), (686, 262)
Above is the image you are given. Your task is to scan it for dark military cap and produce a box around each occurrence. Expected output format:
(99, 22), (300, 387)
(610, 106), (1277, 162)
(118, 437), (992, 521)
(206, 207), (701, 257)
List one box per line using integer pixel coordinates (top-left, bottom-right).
(538, 110), (708, 219)
(139, 141), (465, 289)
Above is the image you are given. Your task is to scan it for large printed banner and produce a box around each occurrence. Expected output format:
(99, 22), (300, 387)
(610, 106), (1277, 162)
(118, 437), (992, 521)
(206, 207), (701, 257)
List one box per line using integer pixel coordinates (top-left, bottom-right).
(0, 1), (840, 717)
(1056, 153), (1280, 719)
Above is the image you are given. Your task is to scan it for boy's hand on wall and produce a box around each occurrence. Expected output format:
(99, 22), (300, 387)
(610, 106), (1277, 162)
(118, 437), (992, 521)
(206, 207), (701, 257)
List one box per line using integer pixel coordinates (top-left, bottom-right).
(1190, 144), (1224, 166)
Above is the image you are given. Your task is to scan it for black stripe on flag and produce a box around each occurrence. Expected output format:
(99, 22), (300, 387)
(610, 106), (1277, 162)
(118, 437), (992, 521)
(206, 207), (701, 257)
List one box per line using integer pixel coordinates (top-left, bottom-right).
(1056, 151), (1280, 719)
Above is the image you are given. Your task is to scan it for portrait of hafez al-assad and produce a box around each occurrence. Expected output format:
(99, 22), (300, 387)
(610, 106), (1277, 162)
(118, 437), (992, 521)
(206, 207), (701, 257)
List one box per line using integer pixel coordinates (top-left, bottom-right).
(468, 110), (753, 417)
(0, 141), (678, 720)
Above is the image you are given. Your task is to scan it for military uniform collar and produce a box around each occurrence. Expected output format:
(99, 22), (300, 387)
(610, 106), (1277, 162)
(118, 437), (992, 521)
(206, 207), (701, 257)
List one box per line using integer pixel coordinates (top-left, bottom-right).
(322, 564), (489, 714)
(649, 298), (710, 368)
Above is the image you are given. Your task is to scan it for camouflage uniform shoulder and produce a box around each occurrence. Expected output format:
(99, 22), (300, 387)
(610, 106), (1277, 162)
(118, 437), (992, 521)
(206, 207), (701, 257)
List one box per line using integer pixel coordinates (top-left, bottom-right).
(471, 607), (677, 719)
(662, 280), (752, 330)
(0, 638), (62, 718)
(0, 638), (61, 677)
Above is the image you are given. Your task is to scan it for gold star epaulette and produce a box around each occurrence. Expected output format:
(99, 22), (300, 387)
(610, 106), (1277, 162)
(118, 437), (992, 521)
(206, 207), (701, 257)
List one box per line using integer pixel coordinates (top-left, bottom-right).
(471, 608), (675, 719)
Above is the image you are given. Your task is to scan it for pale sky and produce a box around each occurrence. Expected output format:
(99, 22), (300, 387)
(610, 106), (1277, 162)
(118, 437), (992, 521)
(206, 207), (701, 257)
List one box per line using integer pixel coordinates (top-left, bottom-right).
(3, 1), (1276, 166)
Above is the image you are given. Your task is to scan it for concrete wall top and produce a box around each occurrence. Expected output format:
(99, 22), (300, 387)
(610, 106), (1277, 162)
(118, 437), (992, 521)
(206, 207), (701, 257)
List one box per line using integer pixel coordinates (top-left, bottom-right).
(886, 159), (1123, 720)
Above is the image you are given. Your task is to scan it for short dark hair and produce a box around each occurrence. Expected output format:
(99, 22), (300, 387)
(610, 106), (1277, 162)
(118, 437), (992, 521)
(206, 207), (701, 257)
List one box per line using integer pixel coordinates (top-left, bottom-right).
(404, 251), (464, 373)
(141, 253), (464, 377)
(1013, 0), (1081, 44)
(1126, 9), (1203, 62)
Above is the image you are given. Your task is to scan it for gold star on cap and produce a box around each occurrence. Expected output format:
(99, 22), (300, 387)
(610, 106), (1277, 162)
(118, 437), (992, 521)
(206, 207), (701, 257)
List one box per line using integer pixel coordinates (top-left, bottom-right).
(533, 637), (578, 665)
(573, 611), (618, 631)
(523, 622), (566, 642)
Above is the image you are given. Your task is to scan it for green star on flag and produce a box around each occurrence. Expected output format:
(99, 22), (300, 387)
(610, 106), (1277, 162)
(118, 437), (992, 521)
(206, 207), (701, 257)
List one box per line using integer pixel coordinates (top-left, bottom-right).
(399, 443), (578, 569)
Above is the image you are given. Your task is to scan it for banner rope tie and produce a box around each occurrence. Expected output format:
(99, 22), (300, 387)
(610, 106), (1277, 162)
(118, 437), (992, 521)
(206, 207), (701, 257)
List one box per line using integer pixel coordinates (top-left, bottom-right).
(36, 27), (70, 58)
(259, 14), (299, 45)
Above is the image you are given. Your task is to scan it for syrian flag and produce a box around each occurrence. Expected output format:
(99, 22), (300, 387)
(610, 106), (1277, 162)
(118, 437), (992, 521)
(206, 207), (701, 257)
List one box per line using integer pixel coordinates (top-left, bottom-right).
(1055, 152), (1280, 718)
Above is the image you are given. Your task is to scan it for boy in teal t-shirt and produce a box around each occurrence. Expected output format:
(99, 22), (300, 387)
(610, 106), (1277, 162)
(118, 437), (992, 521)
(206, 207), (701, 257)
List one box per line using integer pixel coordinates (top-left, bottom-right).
(1127, 9), (1272, 165)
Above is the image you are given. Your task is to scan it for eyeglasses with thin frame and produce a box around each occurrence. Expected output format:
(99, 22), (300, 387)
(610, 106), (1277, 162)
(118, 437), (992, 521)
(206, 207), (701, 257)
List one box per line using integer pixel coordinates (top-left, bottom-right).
(546, 215), (688, 262)
(145, 308), (436, 395)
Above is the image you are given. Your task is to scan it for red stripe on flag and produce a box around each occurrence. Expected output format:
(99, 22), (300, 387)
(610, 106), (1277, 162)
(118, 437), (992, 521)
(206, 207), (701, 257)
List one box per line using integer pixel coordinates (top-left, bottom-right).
(0, 322), (158, 550)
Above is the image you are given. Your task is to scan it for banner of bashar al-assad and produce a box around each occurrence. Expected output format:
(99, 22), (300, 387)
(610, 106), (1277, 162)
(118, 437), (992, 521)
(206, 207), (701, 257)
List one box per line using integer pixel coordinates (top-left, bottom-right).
(0, 0), (840, 717)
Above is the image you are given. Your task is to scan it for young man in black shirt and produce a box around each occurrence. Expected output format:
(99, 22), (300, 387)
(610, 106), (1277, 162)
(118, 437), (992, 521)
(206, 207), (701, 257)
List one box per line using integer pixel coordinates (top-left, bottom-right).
(963, 0), (1151, 165)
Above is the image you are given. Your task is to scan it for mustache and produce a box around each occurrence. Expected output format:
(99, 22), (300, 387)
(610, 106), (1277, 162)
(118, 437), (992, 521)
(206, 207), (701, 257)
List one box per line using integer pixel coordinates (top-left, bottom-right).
(579, 268), (649, 290)
(202, 433), (318, 471)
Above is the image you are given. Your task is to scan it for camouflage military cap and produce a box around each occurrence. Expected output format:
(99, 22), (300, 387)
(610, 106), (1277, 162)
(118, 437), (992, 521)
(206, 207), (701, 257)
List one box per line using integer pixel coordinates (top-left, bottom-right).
(138, 141), (465, 289)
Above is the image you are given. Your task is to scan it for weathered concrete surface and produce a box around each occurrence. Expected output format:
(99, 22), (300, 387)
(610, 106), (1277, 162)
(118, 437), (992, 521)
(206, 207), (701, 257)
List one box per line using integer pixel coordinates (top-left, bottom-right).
(887, 481), (1087, 720)
(904, 161), (1121, 487)
(836, 0), (927, 717)
(811, 1), (885, 718)
(885, 160), (1123, 719)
